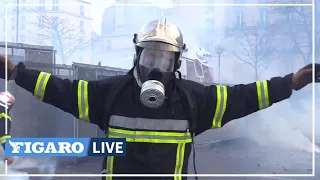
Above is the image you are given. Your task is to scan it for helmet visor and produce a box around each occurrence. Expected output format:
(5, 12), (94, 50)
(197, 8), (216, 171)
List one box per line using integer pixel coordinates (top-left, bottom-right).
(139, 48), (175, 72)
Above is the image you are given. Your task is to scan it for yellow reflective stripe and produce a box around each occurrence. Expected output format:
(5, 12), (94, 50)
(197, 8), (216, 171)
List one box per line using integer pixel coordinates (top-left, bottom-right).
(33, 72), (51, 101)
(174, 143), (186, 180)
(105, 133), (115, 180)
(0, 113), (11, 121)
(105, 156), (114, 180)
(0, 135), (11, 144)
(108, 127), (192, 144)
(212, 86), (228, 128)
(77, 80), (90, 122)
(256, 80), (270, 110)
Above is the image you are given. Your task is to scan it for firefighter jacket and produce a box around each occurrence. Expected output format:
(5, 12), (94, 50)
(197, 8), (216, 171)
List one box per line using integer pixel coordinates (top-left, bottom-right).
(0, 106), (11, 150)
(14, 62), (293, 180)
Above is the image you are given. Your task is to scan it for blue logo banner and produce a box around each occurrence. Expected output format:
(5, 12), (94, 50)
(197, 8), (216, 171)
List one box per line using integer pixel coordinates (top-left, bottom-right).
(5, 138), (126, 157)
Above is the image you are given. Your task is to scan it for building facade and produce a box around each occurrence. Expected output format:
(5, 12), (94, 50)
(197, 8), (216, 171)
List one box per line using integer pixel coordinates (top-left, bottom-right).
(92, 0), (171, 68)
(93, 0), (211, 69)
(0, 0), (93, 65)
(93, 0), (317, 84)
(203, 0), (317, 84)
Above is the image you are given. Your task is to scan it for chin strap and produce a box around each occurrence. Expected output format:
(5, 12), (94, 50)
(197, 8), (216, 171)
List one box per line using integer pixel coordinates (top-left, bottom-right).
(133, 67), (143, 87)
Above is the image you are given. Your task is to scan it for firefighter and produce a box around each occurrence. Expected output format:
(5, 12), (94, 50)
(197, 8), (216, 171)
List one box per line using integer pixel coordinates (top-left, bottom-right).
(0, 18), (319, 180)
(0, 91), (15, 165)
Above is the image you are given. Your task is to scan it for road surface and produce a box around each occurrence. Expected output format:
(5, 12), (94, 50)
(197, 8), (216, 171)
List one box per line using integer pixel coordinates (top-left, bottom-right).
(3, 125), (318, 180)
(43, 137), (319, 180)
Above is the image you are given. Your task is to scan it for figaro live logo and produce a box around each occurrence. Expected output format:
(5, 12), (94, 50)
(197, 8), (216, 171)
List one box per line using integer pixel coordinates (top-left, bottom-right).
(5, 138), (126, 157)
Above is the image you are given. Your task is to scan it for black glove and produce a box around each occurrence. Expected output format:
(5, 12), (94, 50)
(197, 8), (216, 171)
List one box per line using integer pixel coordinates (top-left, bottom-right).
(292, 63), (320, 91)
(0, 56), (17, 80)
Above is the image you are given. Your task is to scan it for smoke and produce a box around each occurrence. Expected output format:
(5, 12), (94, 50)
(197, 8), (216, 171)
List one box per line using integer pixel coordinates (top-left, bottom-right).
(213, 40), (320, 154)
(0, 145), (56, 179)
(239, 96), (320, 154)
(0, 153), (57, 179)
(9, 157), (57, 176)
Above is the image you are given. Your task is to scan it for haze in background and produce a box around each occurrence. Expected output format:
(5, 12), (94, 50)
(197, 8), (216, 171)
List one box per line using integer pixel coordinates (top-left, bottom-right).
(0, 0), (318, 177)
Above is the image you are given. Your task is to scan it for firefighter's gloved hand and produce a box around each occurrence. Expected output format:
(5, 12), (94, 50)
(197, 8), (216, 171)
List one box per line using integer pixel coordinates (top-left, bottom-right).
(292, 63), (320, 91)
(4, 156), (15, 165)
(0, 56), (17, 81)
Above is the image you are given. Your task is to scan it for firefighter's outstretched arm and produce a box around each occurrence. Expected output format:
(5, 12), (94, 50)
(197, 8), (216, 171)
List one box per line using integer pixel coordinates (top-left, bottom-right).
(200, 63), (320, 130)
(0, 56), (107, 126)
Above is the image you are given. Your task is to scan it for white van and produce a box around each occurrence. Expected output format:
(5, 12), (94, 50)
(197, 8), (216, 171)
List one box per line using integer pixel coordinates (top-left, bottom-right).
(178, 48), (215, 85)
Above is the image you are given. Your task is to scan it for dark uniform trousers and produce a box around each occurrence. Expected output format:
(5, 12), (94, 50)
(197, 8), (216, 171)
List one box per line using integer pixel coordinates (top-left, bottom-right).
(14, 62), (293, 180)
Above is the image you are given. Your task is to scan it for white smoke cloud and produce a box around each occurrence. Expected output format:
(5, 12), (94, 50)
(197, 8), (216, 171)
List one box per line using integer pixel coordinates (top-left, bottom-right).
(212, 38), (320, 154)
(0, 147), (57, 179)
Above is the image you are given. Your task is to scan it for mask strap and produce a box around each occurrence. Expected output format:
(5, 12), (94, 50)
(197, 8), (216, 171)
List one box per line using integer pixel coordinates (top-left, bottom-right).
(133, 67), (142, 87)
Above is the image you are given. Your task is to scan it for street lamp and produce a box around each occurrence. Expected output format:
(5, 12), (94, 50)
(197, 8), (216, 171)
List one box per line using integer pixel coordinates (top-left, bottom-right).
(215, 44), (225, 84)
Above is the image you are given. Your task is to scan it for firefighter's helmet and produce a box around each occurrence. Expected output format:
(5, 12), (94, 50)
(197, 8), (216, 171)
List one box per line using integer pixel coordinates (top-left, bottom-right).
(134, 18), (185, 70)
(0, 91), (15, 110)
(136, 18), (184, 53)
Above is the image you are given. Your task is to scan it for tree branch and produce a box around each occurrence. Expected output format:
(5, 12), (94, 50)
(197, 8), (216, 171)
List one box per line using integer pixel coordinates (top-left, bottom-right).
(27, 8), (92, 64)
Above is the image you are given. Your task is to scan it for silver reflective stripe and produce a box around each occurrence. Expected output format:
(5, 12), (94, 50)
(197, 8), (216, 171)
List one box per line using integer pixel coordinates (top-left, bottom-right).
(105, 156), (114, 180)
(256, 81), (270, 110)
(212, 86), (228, 128)
(174, 143), (186, 180)
(34, 72), (51, 101)
(108, 131), (191, 140)
(109, 115), (189, 131)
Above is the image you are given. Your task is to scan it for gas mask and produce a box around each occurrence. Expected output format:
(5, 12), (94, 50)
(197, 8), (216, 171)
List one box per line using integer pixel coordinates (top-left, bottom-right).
(136, 48), (176, 108)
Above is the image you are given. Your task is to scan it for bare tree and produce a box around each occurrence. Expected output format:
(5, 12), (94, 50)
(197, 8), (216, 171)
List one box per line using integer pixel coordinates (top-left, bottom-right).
(28, 9), (92, 64)
(267, 0), (313, 66)
(233, 21), (275, 81)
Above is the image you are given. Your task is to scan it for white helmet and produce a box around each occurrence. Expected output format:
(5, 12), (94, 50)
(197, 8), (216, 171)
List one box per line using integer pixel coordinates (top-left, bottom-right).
(0, 91), (15, 110)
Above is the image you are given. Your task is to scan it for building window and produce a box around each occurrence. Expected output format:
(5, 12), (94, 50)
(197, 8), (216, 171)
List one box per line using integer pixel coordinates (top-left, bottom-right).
(11, 18), (15, 31)
(53, 0), (59, 11)
(80, 5), (84, 16)
(2, 19), (5, 32)
(207, 0), (214, 13)
(80, 21), (84, 33)
(233, 0), (246, 4)
(22, 0), (27, 10)
(235, 9), (244, 28)
(316, 1), (320, 22)
(38, 16), (44, 28)
(20, 16), (25, 30)
(259, 8), (268, 26)
(12, 2), (17, 12)
(20, 35), (25, 43)
(286, 13), (293, 21)
(39, 0), (45, 11)
(206, 19), (214, 29)
(106, 40), (111, 49)
(11, 36), (15, 42)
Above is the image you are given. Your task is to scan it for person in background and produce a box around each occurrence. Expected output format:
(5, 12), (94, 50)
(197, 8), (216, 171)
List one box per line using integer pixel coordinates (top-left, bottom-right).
(0, 91), (15, 165)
